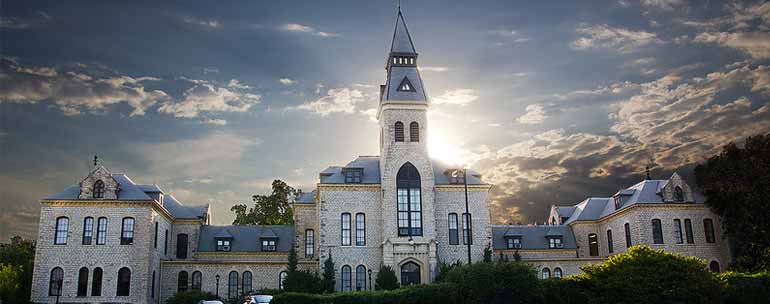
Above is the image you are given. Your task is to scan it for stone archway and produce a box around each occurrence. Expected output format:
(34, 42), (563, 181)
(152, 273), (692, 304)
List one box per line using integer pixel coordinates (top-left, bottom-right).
(400, 261), (421, 286)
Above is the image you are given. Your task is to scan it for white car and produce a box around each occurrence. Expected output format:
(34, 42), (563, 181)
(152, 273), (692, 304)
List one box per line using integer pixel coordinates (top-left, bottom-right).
(244, 295), (273, 304)
(199, 301), (225, 304)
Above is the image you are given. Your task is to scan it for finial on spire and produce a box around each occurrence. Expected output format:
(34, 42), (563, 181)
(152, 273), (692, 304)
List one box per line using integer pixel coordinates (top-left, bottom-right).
(645, 166), (651, 180)
(94, 155), (99, 167)
(397, 0), (401, 11)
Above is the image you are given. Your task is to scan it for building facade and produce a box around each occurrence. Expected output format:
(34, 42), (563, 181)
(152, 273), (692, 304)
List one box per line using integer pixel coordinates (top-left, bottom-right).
(30, 8), (729, 304)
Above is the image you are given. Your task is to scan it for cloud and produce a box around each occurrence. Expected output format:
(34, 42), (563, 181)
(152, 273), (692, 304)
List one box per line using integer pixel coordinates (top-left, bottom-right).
(279, 78), (296, 85)
(641, 0), (686, 10)
(0, 57), (168, 116)
(158, 82), (261, 118)
(202, 118), (227, 125)
(280, 23), (339, 37)
(432, 89), (479, 106)
(227, 79), (252, 89)
(203, 67), (219, 74)
(694, 32), (770, 59)
(419, 66), (450, 72)
(517, 104), (549, 124)
(295, 88), (365, 116)
(183, 16), (222, 28)
(571, 24), (663, 53)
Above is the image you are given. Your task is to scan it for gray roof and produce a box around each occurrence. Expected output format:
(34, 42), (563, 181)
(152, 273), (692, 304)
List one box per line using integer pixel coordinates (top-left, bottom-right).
(383, 66), (428, 103)
(163, 194), (207, 220)
(295, 190), (316, 204)
(198, 225), (295, 253)
(555, 206), (576, 219)
(318, 156), (488, 185)
(390, 10), (416, 53)
(491, 225), (578, 250)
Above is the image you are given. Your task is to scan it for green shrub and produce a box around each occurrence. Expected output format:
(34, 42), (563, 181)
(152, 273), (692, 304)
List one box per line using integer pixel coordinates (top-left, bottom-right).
(271, 283), (459, 304)
(165, 290), (219, 304)
(580, 246), (721, 304)
(540, 277), (589, 304)
(375, 265), (399, 291)
(284, 269), (323, 293)
(443, 261), (540, 304)
(720, 271), (770, 304)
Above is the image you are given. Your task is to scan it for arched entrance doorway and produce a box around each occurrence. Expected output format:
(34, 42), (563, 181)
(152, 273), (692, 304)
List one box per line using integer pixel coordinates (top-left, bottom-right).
(400, 262), (420, 285)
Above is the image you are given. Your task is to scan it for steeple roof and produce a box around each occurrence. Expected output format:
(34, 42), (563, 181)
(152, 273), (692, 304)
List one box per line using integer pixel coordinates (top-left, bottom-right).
(390, 9), (416, 54)
(381, 7), (428, 105)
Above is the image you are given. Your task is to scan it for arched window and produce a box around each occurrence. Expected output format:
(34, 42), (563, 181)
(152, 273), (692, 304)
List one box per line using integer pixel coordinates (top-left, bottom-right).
(91, 267), (103, 296)
(397, 163), (422, 236)
(541, 268), (551, 279)
(356, 213), (366, 246)
(341, 265), (352, 291)
(394, 122), (405, 142)
(674, 186), (684, 202)
(82, 217), (94, 245)
(178, 271), (188, 292)
(176, 234), (188, 259)
(242, 271), (252, 293)
(54, 217), (68, 245)
(588, 233), (599, 256)
(77, 267), (89, 296)
(96, 217), (107, 245)
(120, 217), (135, 245)
(191, 271), (202, 290)
(341, 213), (351, 246)
(279, 271), (287, 290)
(448, 213), (459, 245)
(93, 180), (105, 198)
(704, 219), (716, 243)
(228, 271), (238, 299)
(305, 229), (314, 258)
(553, 267), (563, 279)
(624, 223), (632, 248)
(116, 267), (131, 296)
(409, 122), (419, 142)
(400, 262), (420, 285)
(49, 267), (64, 296)
(606, 230), (614, 253)
(356, 265), (366, 291)
(652, 219), (664, 244)
(709, 261), (720, 272)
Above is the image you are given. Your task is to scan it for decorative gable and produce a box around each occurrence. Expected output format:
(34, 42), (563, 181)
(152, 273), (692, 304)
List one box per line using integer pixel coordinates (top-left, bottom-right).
(660, 172), (694, 203)
(78, 165), (120, 200)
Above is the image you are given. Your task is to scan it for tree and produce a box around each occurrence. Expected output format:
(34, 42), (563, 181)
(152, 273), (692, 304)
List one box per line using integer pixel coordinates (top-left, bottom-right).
(579, 246), (721, 304)
(283, 270), (323, 294)
(321, 253), (335, 293)
(375, 265), (399, 291)
(0, 236), (35, 303)
(443, 260), (540, 304)
(0, 264), (22, 304)
(165, 290), (219, 304)
(483, 246), (493, 262)
(695, 134), (770, 271)
(231, 179), (295, 225)
(287, 247), (298, 273)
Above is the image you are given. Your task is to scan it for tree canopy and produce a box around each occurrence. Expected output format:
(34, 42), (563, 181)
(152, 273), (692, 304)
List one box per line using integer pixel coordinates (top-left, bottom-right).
(0, 236), (35, 304)
(231, 179), (295, 225)
(695, 134), (770, 271)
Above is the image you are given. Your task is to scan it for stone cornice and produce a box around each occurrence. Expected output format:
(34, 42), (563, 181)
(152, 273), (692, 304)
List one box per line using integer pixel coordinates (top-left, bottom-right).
(40, 199), (175, 221)
(496, 248), (576, 254)
(293, 203), (317, 208)
(435, 184), (492, 191)
(195, 251), (288, 257)
(317, 184), (381, 191)
(569, 203), (709, 225)
(161, 260), (317, 266)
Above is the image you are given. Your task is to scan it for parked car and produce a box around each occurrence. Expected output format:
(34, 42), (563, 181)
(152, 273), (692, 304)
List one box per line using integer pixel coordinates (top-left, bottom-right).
(199, 301), (225, 304)
(243, 294), (273, 304)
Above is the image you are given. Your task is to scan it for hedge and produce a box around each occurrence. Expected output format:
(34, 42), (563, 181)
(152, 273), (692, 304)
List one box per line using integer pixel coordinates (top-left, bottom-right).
(270, 283), (460, 304)
(720, 272), (770, 304)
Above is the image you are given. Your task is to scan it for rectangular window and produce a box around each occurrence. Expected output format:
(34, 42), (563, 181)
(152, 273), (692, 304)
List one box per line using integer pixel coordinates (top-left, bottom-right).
(216, 239), (231, 252)
(96, 217), (107, 245)
(607, 230), (614, 253)
(153, 222), (158, 249)
(549, 237), (563, 249)
(82, 217), (93, 245)
(54, 217), (68, 245)
(684, 219), (694, 244)
(506, 237), (521, 249)
(704, 219), (716, 243)
(624, 223), (632, 248)
(448, 213), (459, 245)
(462, 213), (472, 245)
(397, 187), (423, 236)
(652, 219), (664, 244)
(588, 233), (599, 256)
(305, 230), (314, 257)
(341, 213), (351, 246)
(261, 239), (276, 252)
(344, 169), (363, 183)
(355, 213), (366, 246)
(674, 219), (683, 244)
(164, 229), (168, 255)
(120, 218), (134, 245)
(397, 189), (410, 235)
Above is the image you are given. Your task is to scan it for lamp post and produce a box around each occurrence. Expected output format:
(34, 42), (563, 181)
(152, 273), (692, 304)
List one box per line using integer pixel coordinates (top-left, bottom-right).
(453, 168), (472, 264)
(215, 274), (220, 298)
(367, 269), (373, 291)
(55, 279), (62, 304)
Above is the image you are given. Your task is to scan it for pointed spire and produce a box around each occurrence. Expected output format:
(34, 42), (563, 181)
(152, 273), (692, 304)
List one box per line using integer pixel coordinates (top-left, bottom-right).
(645, 166), (651, 180)
(390, 8), (416, 54)
(93, 154), (99, 167)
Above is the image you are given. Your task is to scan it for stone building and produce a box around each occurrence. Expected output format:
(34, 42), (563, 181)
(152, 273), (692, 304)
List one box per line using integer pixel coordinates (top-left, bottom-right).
(29, 7), (729, 304)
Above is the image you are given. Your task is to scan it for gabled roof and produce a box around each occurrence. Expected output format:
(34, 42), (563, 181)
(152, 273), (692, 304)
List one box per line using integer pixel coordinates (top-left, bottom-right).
(295, 190), (316, 204)
(491, 225), (577, 250)
(162, 194), (208, 220)
(390, 9), (416, 54)
(198, 225), (294, 253)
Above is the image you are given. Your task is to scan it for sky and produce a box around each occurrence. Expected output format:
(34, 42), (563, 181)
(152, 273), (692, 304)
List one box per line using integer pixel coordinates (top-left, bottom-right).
(1, 0), (769, 241)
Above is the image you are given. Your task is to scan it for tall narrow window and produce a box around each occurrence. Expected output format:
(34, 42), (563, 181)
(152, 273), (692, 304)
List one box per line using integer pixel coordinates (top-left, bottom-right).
(151, 270), (156, 298)
(553, 268), (563, 279)
(82, 217), (94, 245)
(341, 213), (351, 246)
(176, 234), (188, 259)
(448, 213), (459, 245)
(96, 217), (107, 245)
(242, 271), (252, 294)
(178, 271), (189, 292)
(541, 268), (551, 279)
(164, 229), (169, 255)
(674, 219), (683, 244)
(704, 219), (716, 243)
(91, 267), (102, 296)
(685, 219), (694, 243)
(120, 217), (135, 245)
(191, 271), (202, 290)
(356, 265), (366, 291)
(228, 271), (238, 299)
(153, 221), (158, 249)
(394, 122), (404, 142)
(116, 267), (131, 296)
(54, 217), (68, 245)
(305, 229), (314, 258)
(77, 267), (89, 296)
(588, 233), (599, 256)
(341, 265), (352, 291)
(49, 267), (64, 296)
(624, 223), (632, 248)
(652, 219), (664, 244)
(356, 213), (366, 246)
(397, 163), (422, 236)
(409, 122), (419, 142)
(93, 180), (105, 198)
(462, 213), (473, 245)
(279, 271), (287, 290)
(674, 186), (685, 202)
(607, 230), (614, 253)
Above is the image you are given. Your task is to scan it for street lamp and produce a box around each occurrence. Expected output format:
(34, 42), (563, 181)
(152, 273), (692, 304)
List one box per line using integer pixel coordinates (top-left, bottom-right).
(55, 279), (62, 304)
(215, 274), (220, 298)
(367, 269), (373, 291)
(452, 168), (472, 264)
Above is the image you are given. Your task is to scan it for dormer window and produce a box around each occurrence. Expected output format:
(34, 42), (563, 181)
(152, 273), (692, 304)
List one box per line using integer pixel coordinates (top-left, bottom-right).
(261, 238), (277, 252)
(548, 237), (563, 249)
(344, 168), (363, 183)
(93, 180), (105, 199)
(506, 237), (522, 249)
(216, 239), (231, 252)
(613, 195), (621, 209)
(674, 186), (685, 202)
(397, 77), (416, 92)
(447, 169), (465, 184)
